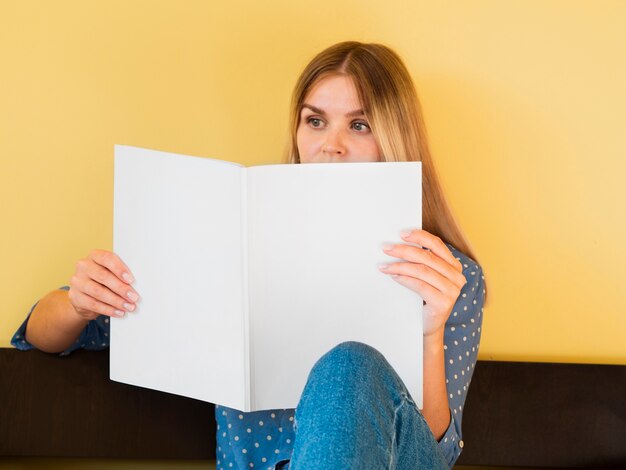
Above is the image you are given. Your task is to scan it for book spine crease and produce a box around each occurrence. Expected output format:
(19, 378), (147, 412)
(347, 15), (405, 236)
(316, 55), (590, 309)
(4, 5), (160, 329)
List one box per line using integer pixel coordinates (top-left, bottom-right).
(241, 169), (252, 411)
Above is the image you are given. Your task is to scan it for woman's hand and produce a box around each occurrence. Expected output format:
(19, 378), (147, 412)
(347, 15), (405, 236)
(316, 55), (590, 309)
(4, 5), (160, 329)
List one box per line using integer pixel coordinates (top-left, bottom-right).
(378, 229), (467, 337)
(68, 249), (140, 320)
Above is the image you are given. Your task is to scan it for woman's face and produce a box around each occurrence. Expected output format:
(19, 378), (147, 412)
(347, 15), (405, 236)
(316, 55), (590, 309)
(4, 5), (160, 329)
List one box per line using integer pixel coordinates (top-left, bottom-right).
(296, 75), (382, 163)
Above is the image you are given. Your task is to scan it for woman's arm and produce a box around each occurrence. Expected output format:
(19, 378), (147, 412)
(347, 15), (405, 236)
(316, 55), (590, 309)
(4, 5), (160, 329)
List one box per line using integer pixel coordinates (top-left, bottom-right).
(23, 250), (139, 354)
(421, 330), (450, 440)
(25, 288), (88, 353)
(379, 229), (468, 439)
(381, 231), (486, 467)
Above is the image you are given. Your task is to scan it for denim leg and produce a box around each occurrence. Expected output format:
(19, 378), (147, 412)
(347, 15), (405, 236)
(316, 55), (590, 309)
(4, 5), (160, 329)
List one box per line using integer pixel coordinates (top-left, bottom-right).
(288, 341), (449, 470)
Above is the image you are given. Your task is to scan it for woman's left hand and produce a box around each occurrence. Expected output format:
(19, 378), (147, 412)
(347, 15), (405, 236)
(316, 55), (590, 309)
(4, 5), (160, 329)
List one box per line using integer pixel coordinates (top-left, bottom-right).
(379, 229), (467, 338)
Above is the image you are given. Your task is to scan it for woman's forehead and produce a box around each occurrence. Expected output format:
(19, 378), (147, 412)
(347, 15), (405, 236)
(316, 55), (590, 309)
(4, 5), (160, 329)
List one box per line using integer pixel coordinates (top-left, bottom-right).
(303, 75), (363, 112)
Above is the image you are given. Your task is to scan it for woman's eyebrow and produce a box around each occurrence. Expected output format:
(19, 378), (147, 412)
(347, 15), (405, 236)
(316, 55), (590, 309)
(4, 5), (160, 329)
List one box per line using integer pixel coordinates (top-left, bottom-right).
(301, 103), (365, 117)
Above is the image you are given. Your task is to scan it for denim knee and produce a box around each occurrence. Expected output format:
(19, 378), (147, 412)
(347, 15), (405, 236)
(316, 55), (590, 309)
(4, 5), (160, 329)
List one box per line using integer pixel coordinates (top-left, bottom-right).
(311, 341), (387, 380)
(309, 340), (414, 405)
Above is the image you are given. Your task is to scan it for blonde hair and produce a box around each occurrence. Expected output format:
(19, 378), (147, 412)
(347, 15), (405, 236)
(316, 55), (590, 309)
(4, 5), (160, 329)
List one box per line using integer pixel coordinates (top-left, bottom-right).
(283, 41), (488, 304)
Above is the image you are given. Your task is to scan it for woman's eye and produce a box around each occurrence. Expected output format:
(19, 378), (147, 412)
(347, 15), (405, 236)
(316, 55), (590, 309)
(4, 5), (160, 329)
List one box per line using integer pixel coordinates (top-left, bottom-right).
(307, 117), (323, 128)
(352, 121), (371, 132)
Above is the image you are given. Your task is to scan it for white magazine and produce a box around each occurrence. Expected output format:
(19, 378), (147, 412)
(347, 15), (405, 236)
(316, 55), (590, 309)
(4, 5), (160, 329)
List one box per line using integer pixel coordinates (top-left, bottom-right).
(110, 144), (423, 412)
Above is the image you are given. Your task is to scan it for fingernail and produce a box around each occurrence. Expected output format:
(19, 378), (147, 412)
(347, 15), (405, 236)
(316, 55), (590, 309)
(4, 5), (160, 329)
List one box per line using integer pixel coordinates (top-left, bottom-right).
(127, 291), (139, 301)
(400, 230), (412, 238)
(382, 244), (394, 251)
(378, 264), (389, 270)
(123, 302), (135, 311)
(123, 272), (135, 283)
(114, 310), (125, 317)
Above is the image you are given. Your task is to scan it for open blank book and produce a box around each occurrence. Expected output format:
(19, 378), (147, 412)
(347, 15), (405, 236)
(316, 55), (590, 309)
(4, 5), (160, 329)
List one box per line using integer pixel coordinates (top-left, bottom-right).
(111, 145), (424, 412)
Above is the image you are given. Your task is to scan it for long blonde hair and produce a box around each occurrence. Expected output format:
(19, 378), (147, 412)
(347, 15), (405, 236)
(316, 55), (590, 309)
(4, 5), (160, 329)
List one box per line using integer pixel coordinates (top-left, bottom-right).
(283, 41), (488, 304)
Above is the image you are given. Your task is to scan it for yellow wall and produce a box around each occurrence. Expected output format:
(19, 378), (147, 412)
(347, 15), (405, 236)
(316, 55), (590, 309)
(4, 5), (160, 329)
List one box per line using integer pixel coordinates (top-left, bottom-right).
(1, 0), (624, 364)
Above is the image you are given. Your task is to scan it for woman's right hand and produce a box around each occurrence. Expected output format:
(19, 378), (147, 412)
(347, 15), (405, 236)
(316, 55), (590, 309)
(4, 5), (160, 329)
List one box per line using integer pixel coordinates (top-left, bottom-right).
(68, 249), (140, 320)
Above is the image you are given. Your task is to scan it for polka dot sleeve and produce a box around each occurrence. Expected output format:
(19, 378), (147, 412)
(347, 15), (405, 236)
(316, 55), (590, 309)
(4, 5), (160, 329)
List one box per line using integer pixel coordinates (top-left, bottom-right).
(437, 247), (486, 468)
(10, 285), (111, 356)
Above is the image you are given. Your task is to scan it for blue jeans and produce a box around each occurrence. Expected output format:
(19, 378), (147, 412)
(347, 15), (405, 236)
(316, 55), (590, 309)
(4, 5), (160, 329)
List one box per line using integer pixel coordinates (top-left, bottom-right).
(275, 341), (450, 470)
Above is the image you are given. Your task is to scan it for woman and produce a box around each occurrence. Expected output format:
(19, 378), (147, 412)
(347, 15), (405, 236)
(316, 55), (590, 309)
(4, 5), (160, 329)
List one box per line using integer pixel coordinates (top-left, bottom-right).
(13, 41), (487, 469)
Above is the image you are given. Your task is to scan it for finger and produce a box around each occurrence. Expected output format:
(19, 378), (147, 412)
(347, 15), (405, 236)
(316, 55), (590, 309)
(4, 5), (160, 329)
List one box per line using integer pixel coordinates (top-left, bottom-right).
(70, 285), (127, 318)
(89, 249), (136, 284)
(382, 244), (466, 289)
(380, 261), (458, 296)
(80, 276), (137, 314)
(389, 273), (447, 307)
(399, 229), (463, 271)
(88, 259), (140, 307)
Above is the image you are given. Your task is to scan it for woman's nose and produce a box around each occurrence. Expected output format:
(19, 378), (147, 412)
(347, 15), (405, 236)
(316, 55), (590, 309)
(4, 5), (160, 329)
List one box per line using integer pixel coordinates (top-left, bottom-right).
(322, 129), (346, 155)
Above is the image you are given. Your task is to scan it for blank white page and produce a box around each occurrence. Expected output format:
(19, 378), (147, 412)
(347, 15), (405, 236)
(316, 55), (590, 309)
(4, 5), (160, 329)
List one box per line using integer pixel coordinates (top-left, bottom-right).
(246, 162), (423, 411)
(111, 145), (247, 410)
